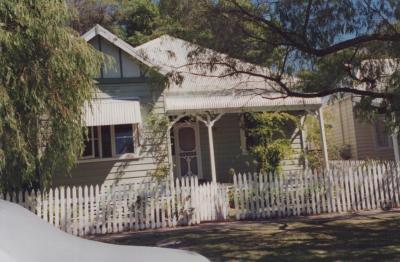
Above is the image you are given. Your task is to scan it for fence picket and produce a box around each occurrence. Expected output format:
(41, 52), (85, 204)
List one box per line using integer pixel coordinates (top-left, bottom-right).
(355, 166), (362, 210)
(265, 173), (272, 218)
(390, 165), (397, 205)
(89, 185), (95, 234)
(43, 191), (48, 223)
(165, 181), (172, 227)
(54, 188), (60, 229)
(294, 172), (301, 216)
(368, 165), (376, 209)
(36, 190), (42, 219)
(48, 189), (53, 226)
(313, 171), (321, 214)
(95, 185), (102, 234)
(338, 169), (346, 212)
(66, 187), (72, 234)
(395, 165), (400, 205)
(78, 186), (84, 236)
(348, 167), (356, 210)
(362, 166), (371, 210)
(377, 164), (385, 208)
(83, 186), (89, 235)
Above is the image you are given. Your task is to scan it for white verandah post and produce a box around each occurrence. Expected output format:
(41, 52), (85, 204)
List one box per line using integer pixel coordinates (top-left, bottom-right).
(197, 113), (224, 183)
(300, 114), (309, 169)
(392, 131), (400, 163)
(317, 107), (329, 170)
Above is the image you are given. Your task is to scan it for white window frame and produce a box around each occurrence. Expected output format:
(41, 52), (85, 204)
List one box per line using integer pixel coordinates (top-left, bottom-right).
(373, 118), (393, 150)
(79, 123), (140, 163)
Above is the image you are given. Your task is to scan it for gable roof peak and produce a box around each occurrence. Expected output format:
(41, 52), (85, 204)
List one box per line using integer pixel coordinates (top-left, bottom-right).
(81, 24), (156, 72)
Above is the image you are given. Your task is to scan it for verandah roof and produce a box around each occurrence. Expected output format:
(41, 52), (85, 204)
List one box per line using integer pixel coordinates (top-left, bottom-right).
(164, 89), (322, 114)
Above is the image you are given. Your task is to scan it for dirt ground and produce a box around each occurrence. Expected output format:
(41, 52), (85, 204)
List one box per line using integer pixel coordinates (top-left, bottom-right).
(91, 210), (400, 261)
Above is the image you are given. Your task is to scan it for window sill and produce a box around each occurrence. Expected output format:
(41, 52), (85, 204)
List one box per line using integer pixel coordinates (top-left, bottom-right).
(78, 154), (140, 164)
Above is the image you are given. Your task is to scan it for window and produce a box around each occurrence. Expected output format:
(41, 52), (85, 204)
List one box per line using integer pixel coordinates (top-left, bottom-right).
(114, 124), (134, 154)
(101, 126), (112, 158)
(81, 124), (140, 161)
(374, 118), (392, 149)
(82, 127), (100, 159)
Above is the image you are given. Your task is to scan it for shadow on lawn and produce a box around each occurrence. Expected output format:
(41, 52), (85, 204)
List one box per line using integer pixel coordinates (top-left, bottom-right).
(97, 212), (400, 262)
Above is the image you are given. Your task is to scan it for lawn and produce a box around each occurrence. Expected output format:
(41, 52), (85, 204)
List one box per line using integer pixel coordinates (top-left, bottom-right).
(92, 210), (400, 261)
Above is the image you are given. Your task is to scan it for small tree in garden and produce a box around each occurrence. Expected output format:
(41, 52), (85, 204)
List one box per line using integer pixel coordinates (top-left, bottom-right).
(0, 0), (102, 192)
(244, 112), (298, 174)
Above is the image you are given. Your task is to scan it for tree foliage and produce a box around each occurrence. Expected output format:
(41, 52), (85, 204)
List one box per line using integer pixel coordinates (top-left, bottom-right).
(244, 112), (298, 173)
(151, 0), (400, 128)
(67, 1), (400, 128)
(0, 0), (102, 191)
(67, 0), (118, 34)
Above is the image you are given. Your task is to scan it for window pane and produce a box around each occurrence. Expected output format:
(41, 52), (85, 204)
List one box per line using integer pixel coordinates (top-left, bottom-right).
(93, 127), (99, 157)
(115, 124), (134, 154)
(82, 127), (93, 157)
(101, 126), (112, 157)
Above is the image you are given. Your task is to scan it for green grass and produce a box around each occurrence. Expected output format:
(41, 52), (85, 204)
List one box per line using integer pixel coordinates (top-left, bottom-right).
(92, 211), (400, 261)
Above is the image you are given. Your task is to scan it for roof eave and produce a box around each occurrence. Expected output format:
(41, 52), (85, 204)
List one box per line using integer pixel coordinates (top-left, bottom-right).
(165, 103), (322, 115)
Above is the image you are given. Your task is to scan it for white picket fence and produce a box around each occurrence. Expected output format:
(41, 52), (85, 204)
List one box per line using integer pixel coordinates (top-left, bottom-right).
(233, 163), (400, 220)
(329, 160), (394, 168)
(5, 162), (400, 236)
(1, 176), (229, 236)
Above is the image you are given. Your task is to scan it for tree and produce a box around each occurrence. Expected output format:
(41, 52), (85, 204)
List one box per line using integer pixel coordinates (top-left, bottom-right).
(67, 0), (167, 45)
(157, 0), (400, 127)
(67, 0), (118, 34)
(0, 0), (102, 191)
(244, 112), (298, 173)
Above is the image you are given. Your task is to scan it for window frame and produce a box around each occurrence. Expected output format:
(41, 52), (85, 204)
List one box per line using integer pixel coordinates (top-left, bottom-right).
(79, 124), (141, 163)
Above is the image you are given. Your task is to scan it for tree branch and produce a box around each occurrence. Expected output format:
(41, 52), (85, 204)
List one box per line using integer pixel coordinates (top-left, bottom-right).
(175, 61), (394, 99)
(226, 0), (400, 57)
(303, 0), (313, 37)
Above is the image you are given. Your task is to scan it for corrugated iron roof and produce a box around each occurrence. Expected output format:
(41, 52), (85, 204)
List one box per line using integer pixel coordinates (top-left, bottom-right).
(134, 35), (322, 113)
(83, 98), (142, 126)
(165, 92), (321, 114)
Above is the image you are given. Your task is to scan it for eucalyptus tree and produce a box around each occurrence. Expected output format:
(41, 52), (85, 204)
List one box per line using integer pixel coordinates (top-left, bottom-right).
(0, 0), (102, 191)
(163, 0), (400, 127)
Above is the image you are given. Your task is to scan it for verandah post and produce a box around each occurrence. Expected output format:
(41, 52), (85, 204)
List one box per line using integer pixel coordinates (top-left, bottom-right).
(317, 107), (329, 170)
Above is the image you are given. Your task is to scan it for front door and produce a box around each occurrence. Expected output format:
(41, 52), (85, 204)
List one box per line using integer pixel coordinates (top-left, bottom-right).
(173, 122), (203, 178)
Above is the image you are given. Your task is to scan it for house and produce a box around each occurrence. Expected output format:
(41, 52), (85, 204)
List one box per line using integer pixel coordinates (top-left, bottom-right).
(53, 25), (326, 186)
(324, 95), (400, 162)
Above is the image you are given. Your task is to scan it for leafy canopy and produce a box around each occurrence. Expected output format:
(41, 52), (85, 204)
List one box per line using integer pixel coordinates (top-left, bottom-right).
(0, 0), (102, 191)
(139, 0), (400, 127)
(244, 112), (298, 173)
